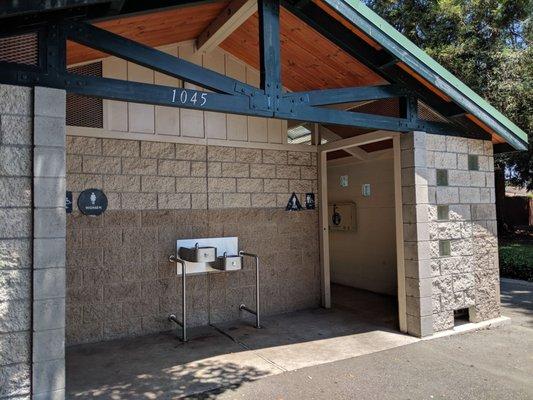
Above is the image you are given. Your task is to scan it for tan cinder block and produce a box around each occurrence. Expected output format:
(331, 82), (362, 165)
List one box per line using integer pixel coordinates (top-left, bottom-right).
(82, 156), (121, 174)
(0, 115), (32, 145)
(275, 165), (300, 179)
(262, 149), (287, 164)
(300, 165), (317, 180)
(0, 146), (31, 177)
(433, 152), (457, 169)
(446, 136), (468, 153)
(221, 162), (249, 178)
(140, 142), (175, 159)
(223, 193), (250, 208)
(191, 193), (207, 209)
(121, 193), (157, 210)
(103, 210), (141, 227)
(122, 158), (157, 176)
(467, 139), (484, 155)
(175, 177), (207, 193)
(190, 162), (206, 177)
(140, 210), (175, 227)
(250, 163), (276, 178)
(157, 193), (191, 209)
(208, 177), (236, 193)
(264, 179), (288, 193)
(103, 175), (140, 192)
(67, 174), (103, 192)
(288, 151), (311, 166)
(157, 160), (190, 177)
(237, 178), (263, 193)
(276, 193), (291, 207)
(208, 162), (222, 177)
(251, 193), (276, 208)
(102, 139), (139, 157)
(175, 144), (206, 161)
(289, 179), (313, 193)
(236, 148), (262, 163)
(66, 155), (82, 173)
(67, 136), (102, 155)
(208, 145), (235, 162)
(208, 193), (223, 208)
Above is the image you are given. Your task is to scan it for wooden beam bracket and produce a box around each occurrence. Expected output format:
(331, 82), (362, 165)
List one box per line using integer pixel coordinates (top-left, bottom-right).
(196, 0), (257, 54)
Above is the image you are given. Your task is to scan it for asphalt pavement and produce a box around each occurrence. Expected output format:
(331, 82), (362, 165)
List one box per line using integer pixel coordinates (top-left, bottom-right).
(196, 279), (533, 400)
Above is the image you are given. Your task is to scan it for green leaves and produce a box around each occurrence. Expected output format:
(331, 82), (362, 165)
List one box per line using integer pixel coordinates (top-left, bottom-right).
(365, 0), (532, 189)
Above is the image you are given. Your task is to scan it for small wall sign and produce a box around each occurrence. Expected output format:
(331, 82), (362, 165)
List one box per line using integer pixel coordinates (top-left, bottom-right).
(305, 193), (315, 210)
(286, 192), (303, 211)
(66, 191), (73, 214)
(362, 183), (371, 197)
(331, 204), (342, 226)
(340, 175), (349, 188)
(78, 189), (108, 216)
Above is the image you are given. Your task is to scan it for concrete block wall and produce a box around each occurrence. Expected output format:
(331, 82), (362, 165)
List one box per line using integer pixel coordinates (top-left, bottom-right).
(426, 134), (499, 331)
(401, 131), (499, 336)
(66, 137), (317, 210)
(66, 138), (319, 345)
(0, 84), (33, 399)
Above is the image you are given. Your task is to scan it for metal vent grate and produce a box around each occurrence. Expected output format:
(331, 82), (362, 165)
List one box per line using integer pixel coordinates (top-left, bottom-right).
(418, 100), (448, 123)
(0, 32), (38, 66)
(66, 62), (103, 128)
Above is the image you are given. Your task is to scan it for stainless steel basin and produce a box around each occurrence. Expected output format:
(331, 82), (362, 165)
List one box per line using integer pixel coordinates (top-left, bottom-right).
(212, 253), (242, 271)
(178, 244), (217, 263)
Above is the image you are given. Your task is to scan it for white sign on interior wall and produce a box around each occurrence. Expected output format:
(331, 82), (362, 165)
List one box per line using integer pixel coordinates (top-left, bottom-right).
(340, 175), (349, 187)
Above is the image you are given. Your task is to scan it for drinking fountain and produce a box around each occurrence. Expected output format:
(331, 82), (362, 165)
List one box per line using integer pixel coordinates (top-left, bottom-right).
(168, 237), (261, 342)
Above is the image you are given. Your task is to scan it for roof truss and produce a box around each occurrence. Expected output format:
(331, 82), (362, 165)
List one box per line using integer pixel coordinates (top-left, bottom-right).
(0, 0), (488, 139)
(196, 0), (257, 54)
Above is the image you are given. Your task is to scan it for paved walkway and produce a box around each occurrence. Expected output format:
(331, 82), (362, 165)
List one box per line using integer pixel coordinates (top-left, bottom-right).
(198, 279), (533, 400)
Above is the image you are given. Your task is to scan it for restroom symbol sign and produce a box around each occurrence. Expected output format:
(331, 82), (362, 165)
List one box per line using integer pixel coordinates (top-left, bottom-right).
(78, 189), (108, 216)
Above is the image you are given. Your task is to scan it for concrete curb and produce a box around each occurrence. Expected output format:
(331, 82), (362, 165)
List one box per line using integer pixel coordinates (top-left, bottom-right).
(501, 278), (533, 288)
(424, 316), (512, 340)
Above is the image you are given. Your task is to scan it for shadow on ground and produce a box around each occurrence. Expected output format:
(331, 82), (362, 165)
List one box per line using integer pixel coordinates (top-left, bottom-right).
(67, 285), (415, 399)
(500, 279), (533, 327)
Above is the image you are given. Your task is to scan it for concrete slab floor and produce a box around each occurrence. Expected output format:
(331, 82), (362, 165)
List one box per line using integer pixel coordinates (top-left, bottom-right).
(66, 285), (417, 399)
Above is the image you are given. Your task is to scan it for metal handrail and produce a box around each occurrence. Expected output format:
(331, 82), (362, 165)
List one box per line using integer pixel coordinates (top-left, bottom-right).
(168, 255), (187, 342)
(239, 251), (260, 329)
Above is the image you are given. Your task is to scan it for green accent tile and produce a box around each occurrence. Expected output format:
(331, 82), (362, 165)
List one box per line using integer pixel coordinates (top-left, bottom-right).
(468, 155), (479, 171)
(439, 240), (451, 257)
(436, 169), (448, 186)
(437, 205), (449, 220)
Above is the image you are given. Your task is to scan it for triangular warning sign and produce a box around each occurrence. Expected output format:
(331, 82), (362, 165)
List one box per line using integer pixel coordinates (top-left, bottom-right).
(286, 192), (303, 211)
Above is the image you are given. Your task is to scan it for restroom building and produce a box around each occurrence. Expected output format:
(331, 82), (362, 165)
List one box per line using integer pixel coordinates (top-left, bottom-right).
(0, 0), (528, 398)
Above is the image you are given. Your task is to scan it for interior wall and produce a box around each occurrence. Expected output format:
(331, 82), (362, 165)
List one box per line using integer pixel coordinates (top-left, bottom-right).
(327, 153), (397, 295)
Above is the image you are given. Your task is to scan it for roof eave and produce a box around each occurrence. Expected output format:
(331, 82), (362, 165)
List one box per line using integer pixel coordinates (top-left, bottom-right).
(323, 0), (528, 151)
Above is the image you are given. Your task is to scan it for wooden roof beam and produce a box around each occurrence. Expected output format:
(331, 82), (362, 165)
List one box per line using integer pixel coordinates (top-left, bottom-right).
(196, 0), (257, 54)
(319, 126), (369, 160)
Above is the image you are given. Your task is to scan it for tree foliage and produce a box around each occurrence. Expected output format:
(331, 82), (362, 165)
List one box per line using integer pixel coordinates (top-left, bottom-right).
(364, 0), (532, 189)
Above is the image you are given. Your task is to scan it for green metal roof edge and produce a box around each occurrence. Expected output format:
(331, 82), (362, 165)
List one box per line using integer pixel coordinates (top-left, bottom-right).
(332, 0), (528, 149)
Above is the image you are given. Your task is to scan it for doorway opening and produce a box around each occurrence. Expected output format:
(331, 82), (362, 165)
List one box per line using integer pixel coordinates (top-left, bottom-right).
(318, 130), (407, 333)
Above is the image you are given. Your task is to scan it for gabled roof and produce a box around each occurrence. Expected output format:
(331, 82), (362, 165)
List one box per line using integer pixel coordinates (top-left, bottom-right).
(331, 0), (528, 150)
(2, 0), (525, 149)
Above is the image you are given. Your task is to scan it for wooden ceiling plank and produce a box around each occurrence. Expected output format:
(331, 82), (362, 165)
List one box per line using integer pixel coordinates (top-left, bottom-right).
(197, 0), (257, 54)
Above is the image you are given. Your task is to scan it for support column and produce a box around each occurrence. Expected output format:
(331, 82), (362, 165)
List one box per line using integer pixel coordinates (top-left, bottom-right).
(32, 87), (67, 400)
(400, 131), (433, 337)
(0, 84), (33, 399)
